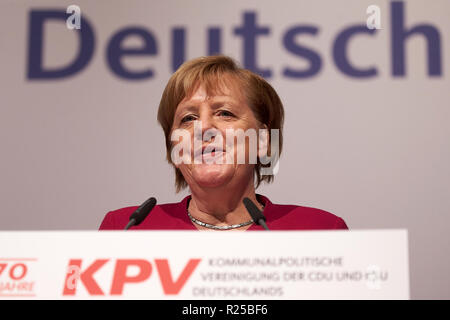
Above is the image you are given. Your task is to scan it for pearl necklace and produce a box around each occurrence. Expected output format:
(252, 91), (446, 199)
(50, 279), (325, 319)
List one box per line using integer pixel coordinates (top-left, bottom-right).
(187, 211), (254, 230)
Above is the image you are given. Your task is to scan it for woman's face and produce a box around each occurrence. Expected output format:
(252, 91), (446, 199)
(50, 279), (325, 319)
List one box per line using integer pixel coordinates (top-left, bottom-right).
(170, 80), (261, 190)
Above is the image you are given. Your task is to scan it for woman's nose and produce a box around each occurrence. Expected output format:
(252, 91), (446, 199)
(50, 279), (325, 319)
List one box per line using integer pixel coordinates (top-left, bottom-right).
(199, 111), (215, 130)
(196, 112), (219, 142)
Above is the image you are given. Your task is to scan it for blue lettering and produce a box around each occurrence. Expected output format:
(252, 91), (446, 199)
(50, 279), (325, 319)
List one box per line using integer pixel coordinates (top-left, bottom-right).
(27, 10), (95, 79)
(234, 12), (272, 78)
(333, 26), (378, 78)
(25, 2), (443, 81)
(208, 27), (222, 55)
(107, 27), (158, 80)
(171, 28), (185, 72)
(283, 26), (321, 78)
(391, 1), (442, 76)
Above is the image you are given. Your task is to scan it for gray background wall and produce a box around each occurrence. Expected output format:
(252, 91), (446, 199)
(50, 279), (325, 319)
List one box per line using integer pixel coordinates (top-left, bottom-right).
(1, 0), (449, 299)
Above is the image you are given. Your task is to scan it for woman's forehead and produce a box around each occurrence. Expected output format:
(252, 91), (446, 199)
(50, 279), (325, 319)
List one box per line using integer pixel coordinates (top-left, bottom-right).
(180, 78), (245, 106)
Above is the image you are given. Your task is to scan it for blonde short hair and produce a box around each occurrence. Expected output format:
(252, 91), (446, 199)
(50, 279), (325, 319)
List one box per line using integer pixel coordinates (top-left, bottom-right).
(157, 55), (284, 192)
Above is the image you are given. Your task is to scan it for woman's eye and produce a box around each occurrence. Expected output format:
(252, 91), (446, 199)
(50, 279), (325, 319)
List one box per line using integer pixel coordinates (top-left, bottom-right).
(181, 115), (196, 123)
(218, 110), (234, 117)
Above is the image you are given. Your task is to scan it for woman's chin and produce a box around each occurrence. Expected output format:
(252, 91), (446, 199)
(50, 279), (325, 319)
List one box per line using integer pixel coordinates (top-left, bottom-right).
(191, 164), (234, 188)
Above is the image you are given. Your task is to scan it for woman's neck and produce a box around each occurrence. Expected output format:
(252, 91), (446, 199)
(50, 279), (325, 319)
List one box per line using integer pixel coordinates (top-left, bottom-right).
(187, 178), (263, 227)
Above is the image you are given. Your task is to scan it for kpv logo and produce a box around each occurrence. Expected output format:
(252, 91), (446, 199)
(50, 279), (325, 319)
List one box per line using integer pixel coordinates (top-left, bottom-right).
(62, 258), (201, 296)
(0, 259), (37, 298)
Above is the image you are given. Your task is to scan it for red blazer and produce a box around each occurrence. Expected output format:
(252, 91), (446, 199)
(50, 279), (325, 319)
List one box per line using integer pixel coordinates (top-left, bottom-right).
(99, 194), (348, 230)
(99, 194), (348, 231)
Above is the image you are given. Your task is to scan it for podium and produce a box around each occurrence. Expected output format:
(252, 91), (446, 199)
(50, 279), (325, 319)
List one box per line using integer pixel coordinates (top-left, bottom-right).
(0, 230), (409, 299)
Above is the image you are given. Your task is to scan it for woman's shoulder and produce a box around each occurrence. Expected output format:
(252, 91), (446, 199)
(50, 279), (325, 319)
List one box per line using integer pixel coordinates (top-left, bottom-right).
(99, 197), (192, 230)
(98, 205), (138, 230)
(259, 195), (348, 230)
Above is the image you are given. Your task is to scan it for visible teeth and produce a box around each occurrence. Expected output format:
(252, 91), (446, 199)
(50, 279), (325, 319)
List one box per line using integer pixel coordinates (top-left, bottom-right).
(203, 149), (221, 154)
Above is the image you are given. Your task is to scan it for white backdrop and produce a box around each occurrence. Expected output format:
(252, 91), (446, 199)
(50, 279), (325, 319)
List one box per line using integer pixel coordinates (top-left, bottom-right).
(0, 0), (449, 299)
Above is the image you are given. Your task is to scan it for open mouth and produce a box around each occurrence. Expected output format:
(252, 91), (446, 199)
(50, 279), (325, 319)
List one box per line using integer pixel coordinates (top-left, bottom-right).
(194, 145), (225, 160)
(202, 148), (225, 159)
(203, 148), (223, 156)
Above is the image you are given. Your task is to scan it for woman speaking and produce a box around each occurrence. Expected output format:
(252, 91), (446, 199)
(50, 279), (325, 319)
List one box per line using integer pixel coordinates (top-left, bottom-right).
(99, 55), (348, 231)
